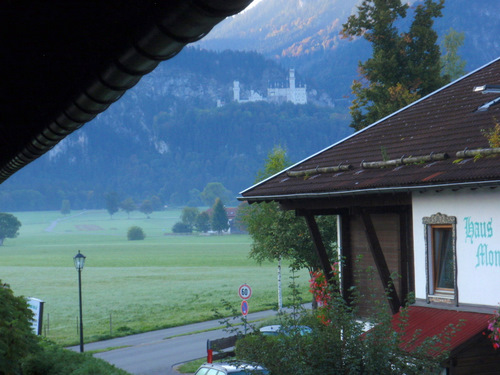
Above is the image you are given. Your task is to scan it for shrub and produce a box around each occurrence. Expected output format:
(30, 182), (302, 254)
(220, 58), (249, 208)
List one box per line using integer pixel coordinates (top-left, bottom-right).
(235, 286), (450, 375)
(21, 339), (130, 375)
(127, 226), (145, 241)
(0, 281), (38, 374)
(172, 222), (192, 234)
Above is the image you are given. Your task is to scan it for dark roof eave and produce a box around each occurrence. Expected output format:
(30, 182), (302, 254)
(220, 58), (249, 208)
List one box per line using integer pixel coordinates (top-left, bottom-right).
(0, 0), (253, 184)
(238, 180), (500, 204)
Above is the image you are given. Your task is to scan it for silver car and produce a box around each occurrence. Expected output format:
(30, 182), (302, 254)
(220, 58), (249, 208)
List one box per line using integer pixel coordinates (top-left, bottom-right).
(259, 324), (312, 336)
(194, 362), (269, 375)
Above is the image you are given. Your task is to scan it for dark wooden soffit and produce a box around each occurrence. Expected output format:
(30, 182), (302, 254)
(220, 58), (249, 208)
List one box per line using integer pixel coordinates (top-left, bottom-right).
(281, 192), (412, 213)
(0, 0), (252, 184)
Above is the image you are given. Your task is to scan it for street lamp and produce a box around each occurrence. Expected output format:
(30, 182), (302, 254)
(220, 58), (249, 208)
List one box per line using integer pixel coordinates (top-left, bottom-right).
(73, 250), (86, 353)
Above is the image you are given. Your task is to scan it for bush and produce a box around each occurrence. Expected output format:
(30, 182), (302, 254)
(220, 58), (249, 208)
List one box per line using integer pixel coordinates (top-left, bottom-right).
(0, 281), (38, 374)
(21, 339), (130, 375)
(172, 222), (192, 233)
(235, 290), (450, 375)
(127, 226), (145, 241)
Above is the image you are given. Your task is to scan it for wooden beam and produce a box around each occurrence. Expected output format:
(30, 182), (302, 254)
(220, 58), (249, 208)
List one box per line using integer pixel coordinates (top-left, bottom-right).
(303, 212), (335, 286)
(360, 211), (401, 314)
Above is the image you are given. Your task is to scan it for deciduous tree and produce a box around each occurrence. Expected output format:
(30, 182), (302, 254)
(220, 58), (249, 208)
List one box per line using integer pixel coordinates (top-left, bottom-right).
(139, 200), (153, 219)
(0, 212), (21, 246)
(441, 27), (466, 80)
(200, 182), (232, 207)
(195, 211), (211, 232)
(120, 197), (136, 219)
(241, 147), (337, 272)
(0, 281), (37, 374)
(181, 207), (199, 230)
(240, 147), (337, 309)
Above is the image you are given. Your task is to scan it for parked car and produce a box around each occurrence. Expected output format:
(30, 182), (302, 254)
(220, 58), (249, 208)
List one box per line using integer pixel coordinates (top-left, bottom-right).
(194, 362), (269, 375)
(259, 324), (312, 336)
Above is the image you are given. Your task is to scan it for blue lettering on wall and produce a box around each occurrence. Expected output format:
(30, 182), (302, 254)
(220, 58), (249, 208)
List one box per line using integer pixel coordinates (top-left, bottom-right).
(464, 217), (493, 244)
(476, 243), (500, 268)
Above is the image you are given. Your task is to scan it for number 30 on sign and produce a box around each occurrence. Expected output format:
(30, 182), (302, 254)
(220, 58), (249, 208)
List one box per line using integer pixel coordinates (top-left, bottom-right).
(238, 284), (252, 300)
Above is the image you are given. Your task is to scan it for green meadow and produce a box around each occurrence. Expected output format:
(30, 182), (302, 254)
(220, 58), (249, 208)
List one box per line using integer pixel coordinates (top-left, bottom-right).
(0, 209), (310, 346)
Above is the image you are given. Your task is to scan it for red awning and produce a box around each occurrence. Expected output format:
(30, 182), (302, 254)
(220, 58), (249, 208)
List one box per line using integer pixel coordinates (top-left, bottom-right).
(392, 306), (492, 356)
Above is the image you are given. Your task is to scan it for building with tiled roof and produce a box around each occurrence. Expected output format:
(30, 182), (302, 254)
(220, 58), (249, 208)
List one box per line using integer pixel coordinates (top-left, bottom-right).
(240, 57), (500, 373)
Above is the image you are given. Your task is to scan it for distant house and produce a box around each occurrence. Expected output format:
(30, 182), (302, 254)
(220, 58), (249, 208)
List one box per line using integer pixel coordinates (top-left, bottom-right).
(240, 57), (500, 373)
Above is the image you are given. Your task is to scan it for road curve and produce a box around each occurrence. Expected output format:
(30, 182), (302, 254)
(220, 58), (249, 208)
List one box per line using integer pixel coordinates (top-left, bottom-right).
(67, 308), (293, 375)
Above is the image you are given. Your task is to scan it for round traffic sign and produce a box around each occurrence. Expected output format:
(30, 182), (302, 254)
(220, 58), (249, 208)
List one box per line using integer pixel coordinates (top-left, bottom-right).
(241, 300), (249, 316)
(238, 284), (252, 300)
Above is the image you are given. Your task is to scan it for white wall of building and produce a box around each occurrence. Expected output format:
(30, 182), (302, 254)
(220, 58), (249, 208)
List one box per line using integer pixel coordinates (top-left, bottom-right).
(412, 189), (500, 307)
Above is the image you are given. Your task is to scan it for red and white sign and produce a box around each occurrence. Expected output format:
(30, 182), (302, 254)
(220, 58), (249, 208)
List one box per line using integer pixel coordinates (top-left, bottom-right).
(238, 284), (252, 300)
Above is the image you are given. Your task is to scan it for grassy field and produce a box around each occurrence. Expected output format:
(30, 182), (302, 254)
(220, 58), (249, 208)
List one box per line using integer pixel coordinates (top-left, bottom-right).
(0, 209), (310, 346)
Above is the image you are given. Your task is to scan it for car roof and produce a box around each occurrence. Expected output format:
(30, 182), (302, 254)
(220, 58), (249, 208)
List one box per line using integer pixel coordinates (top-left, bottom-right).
(197, 362), (266, 373)
(259, 325), (281, 333)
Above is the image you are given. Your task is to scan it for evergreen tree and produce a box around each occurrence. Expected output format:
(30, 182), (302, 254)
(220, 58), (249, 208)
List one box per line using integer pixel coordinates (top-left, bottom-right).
(342, 0), (447, 131)
(60, 199), (71, 215)
(211, 198), (229, 235)
(104, 191), (120, 219)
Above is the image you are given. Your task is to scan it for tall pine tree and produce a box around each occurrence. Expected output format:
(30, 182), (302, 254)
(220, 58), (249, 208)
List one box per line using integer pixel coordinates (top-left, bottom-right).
(342, 0), (447, 131)
(211, 198), (229, 235)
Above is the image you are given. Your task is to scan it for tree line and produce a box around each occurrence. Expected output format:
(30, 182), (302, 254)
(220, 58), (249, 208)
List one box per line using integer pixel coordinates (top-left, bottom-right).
(172, 198), (231, 235)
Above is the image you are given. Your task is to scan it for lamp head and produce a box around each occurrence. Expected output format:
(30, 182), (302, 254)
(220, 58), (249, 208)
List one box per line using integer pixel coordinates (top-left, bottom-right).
(73, 250), (86, 270)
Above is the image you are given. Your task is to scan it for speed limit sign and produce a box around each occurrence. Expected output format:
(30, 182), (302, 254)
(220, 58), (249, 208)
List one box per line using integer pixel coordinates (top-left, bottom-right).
(238, 284), (252, 300)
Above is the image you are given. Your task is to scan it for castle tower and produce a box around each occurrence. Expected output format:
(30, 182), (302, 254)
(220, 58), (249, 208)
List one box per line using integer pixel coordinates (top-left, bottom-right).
(233, 81), (240, 102)
(289, 69), (296, 90)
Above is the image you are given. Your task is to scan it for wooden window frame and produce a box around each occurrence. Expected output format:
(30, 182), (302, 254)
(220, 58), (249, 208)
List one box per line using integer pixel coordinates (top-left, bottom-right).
(423, 213), (458, 305)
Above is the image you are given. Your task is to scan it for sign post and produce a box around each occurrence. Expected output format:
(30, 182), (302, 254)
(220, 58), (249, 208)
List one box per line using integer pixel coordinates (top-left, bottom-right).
(238, 284), (252, 334)
(27, 298), (44, 335)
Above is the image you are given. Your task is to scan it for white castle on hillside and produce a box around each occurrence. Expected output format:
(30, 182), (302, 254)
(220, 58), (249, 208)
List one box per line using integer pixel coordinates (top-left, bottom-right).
(233, 69), (307, 105)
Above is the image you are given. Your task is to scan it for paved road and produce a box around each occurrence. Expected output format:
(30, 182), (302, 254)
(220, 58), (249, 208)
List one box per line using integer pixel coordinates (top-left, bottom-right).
(68, 308), (297, 375)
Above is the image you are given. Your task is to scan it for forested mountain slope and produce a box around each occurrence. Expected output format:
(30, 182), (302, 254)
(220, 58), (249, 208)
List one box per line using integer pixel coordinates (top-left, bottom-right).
(1, 49), (350, 211)
(198, 0), (500, 99)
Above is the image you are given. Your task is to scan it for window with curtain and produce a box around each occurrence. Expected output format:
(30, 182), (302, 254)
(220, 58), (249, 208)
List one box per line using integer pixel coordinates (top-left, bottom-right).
(423, 213), (457, 304)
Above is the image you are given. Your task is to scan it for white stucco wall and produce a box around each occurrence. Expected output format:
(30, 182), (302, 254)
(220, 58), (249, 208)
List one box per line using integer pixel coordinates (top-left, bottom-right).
(412, 189), (500, 307)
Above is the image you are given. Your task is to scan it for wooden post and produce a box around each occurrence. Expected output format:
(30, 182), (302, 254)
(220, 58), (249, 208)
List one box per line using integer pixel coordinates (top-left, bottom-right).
(303, 212), (335, 285)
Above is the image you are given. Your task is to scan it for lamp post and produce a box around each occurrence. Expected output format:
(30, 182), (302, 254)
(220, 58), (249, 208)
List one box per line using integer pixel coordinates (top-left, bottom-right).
(73, 250), (86, 353)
